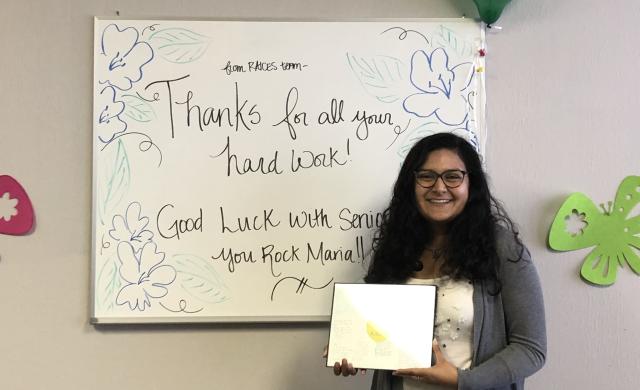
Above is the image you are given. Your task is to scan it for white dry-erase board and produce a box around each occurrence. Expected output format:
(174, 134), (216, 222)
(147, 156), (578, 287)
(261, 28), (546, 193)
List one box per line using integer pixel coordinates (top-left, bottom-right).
(91, 18), (485, 323)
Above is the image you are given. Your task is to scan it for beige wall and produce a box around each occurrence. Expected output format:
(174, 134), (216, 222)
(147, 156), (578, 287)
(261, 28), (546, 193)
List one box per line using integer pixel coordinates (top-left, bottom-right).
(1, 0), (639, 389)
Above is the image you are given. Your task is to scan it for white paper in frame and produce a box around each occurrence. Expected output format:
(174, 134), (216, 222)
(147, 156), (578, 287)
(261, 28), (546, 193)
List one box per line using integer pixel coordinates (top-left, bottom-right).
(327, 283), (437, 370)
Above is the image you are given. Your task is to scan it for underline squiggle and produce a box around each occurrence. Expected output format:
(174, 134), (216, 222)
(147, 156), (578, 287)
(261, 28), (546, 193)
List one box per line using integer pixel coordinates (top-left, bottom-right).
(159, 299), (204, 314)
(270, 276), (334, 301)
(381, 26), (430, 45)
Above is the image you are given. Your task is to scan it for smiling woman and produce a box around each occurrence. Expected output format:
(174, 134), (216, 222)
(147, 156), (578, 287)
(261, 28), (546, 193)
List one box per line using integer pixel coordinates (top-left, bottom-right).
(414, 150), (469, 227)
(330, 133), (546, 390)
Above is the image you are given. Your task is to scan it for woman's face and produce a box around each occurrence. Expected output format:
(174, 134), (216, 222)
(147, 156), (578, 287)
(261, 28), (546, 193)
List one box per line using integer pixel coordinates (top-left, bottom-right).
(414, 148), (469, 227)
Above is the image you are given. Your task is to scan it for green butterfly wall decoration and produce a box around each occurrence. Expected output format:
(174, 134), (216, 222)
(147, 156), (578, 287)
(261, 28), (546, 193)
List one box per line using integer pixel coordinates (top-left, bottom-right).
(549, 176), (640, 286)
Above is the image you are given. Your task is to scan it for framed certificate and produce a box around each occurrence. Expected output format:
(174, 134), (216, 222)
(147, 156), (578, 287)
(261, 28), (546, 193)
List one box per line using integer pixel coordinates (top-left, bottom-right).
(326, 283), (437, 370)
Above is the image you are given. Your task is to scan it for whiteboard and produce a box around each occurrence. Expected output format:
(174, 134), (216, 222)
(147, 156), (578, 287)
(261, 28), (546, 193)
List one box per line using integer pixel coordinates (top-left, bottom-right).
(91, 18), (486, 323)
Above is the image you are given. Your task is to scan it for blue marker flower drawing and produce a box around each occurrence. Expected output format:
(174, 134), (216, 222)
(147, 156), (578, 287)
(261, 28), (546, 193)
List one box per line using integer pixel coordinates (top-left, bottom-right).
(96, 86), (127, 144)
(100, 201), (228, 313)
(109, 202), (153, 254)
(98, 24), (154, 91)
(347, 26), (483, 155)
(95, 23), (154, 148)
(103, 202), (177, 311)
(116, 241), (176, 311)
(95, 23), (210, 152)
(403, 47), (474, 127)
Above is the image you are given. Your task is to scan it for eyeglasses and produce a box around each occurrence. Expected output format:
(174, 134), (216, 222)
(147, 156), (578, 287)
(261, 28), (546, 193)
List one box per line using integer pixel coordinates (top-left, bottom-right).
(414, 169), (467, 188)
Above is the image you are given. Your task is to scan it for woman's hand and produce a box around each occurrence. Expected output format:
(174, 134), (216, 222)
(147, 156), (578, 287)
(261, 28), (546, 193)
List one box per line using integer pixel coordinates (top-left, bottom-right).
(322, 346), (367, 377)
(393, 340), (458, 387)
(333, 358), (360, 376)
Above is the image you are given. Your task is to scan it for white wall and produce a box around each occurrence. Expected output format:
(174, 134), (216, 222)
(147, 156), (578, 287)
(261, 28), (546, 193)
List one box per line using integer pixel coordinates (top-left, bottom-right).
(1, 0), (638, 389)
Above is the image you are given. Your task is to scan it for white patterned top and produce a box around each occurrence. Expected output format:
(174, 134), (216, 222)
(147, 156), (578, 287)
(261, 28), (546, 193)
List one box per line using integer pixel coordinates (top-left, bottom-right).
(403, 276), (474, 390)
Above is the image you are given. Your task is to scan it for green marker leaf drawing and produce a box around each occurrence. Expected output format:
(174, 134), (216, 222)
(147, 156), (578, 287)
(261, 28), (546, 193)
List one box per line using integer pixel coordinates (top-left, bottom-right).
(122, 94), (156, 122)
(549, 176), (640, 286)
(346, 54), (408, 104)
(432, 24), (475, 58)
(168, 254), (230, 304)
(98, 139), (131, 226)
(96, 256), (122, 312)
(148, 28), (211, 64)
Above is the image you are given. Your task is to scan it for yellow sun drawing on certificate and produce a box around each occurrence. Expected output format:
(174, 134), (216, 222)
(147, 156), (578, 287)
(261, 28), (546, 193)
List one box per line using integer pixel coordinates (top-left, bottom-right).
(366, 321), (387, 343)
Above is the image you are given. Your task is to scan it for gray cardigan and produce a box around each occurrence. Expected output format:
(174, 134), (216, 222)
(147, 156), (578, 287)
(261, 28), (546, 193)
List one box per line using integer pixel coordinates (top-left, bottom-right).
(370, 229), (547, 390)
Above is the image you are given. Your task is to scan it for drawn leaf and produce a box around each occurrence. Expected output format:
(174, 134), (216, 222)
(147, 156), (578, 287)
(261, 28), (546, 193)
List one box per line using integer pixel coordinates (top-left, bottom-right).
(148, 28), (210, 64)
(432, 24), (476, 58)
(96, 256), (122, 311)
(98, 139), (131, 226)
(347, 54), (408, 103)
(168, 254), (229, 303)
(122, 94), (156, 122)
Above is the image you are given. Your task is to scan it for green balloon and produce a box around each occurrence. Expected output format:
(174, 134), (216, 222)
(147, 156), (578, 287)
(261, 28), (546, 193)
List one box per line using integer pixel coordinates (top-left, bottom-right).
(473, 0), (512, 25)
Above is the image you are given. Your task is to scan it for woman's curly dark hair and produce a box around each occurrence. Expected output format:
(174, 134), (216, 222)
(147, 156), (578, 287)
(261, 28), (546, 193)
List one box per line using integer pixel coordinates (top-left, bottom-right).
(364, 133), (522, 292)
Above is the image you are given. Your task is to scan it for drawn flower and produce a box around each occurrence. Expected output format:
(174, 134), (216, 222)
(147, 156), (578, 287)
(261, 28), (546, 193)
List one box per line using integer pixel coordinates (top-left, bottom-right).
(98, 24), (154, 91)
(96, 85), (127, 144)
(403, 47), (474, 126)
(0, 192), (18, 222)
(116, 241), (176, 311)
(109, 202), (153, 253)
